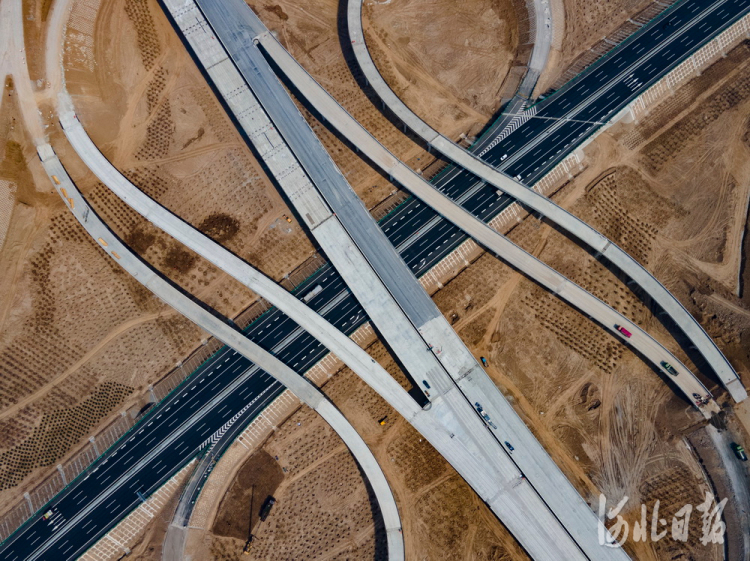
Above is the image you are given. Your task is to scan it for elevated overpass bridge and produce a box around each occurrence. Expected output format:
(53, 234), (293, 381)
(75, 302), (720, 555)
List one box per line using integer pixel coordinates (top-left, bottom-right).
(1, 0), (745, 558)
(343, 0), (750, 403)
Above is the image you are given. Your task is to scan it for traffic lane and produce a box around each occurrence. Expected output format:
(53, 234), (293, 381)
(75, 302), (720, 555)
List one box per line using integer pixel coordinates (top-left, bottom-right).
(155, 378), (284, 530)
(4, 108), (500, 556)
(386, 175), (496, 252)
(537, 0), (722, 119)
(3, 344), (244, 540)
(111, 0), (746, 535)
(384, 0), (745, 217)
(495, 0), (721, 164)
(55, 380), (277, 561)
(0, 358), (270, 560)
(41, 368), (280, 551)
(14, 344), (272, 547)
(494, 0), (746, 173)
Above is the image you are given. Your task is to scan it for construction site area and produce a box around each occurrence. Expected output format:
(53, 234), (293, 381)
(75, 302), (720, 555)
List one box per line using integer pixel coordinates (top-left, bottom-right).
(0, 0), (749, 558)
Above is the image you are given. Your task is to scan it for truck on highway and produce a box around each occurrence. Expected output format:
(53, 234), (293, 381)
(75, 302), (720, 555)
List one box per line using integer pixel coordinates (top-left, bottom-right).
(731, 443), (747, 462)
(474, 402), (498, 430)
(302, 285), (322, 303)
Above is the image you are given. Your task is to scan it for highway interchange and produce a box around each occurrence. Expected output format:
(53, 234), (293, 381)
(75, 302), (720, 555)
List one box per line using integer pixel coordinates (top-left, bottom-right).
(0, 143), (405, 560)
(0, 0), (748, 558)
(252, 4), (717, 413)
(188, 0), (638, 557)
(345, 0), (747, 399)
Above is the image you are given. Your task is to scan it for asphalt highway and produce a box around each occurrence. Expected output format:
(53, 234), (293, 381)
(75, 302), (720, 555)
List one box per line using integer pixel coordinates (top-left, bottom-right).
(345, 0), (748, 400)
(0, 345), (280, 561)
(0, 0), (744, 557)
(495, 0), (749, 182)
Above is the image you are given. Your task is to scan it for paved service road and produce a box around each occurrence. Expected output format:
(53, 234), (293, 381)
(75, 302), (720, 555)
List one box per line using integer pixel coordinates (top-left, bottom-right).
(348, 0), (750, 402)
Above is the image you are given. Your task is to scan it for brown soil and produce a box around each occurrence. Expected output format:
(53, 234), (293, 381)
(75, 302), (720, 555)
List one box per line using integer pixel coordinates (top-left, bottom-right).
(21, 0), (52, 84)
(5, 0), (749, 556)
(560, 0), (651, 60)
(247, 0), (517, 210)
(65, 0), (313, 284)
(59, 7), (750, 561)
(537, 0), (657, 93)
(179, 35), (750, 561)
(0, 0), (299, 512)
(186, 340), (529, 561)
(363, 0), (520, 131)
(0, 72), (168, 501)
(212, 450), (284, 541)
(435, 41), (750, 559)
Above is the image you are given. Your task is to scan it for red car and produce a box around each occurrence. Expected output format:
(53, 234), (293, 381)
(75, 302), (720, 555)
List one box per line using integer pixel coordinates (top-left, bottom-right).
(615, 325), (632, 338)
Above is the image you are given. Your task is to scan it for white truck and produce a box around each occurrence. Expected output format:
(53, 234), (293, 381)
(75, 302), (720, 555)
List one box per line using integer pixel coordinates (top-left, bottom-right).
(301, 284), (323, 303)
(474, 402), (497, 430)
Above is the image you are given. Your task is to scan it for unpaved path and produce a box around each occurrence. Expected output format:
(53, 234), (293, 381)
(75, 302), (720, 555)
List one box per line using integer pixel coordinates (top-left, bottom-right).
(0, 310), (172, 422)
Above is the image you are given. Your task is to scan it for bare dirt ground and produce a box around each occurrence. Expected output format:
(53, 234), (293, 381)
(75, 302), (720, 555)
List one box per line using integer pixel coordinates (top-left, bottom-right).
(59, 5), (750, 561)
(0, 64), (183, 504)
(248, 0), (519, 209)
(0, 0), (316, 512)
(440, 41), (750, 559)
(536, 0), (655, 94)
(4, 0), (750, 557)
(362, 0), (521, 129)
(211, 450), (284, 542)
(171, 341), (529, 561)
(21, 0), (52, 84)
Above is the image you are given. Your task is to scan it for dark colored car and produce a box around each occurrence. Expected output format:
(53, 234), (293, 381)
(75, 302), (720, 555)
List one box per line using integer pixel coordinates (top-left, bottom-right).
(660, 361), (678, 376)
(731, 443), (748, 462)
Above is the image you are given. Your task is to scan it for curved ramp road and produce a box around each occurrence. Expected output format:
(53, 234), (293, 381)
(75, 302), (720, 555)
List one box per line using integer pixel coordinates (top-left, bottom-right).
(56, 100), (595, 560)
(184, 0), (531, 507)
(251, 18), (718, 418)
(347, 0), (749, 402)
(180, 3), (636, 558)
(2, 144), (404, 561)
